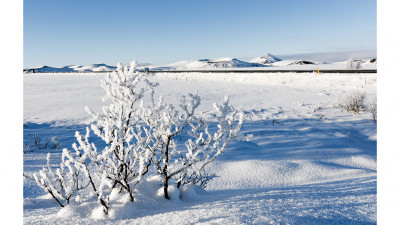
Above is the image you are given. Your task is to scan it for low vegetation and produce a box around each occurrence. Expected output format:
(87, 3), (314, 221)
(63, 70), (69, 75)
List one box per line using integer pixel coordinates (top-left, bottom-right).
(337, 92), (377, 123)
(338, 92), (366, 114)
(23, 132), (63, 154)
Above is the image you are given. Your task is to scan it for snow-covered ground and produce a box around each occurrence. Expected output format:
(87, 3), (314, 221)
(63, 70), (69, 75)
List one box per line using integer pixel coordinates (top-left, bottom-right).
(23, 71), (376, 224)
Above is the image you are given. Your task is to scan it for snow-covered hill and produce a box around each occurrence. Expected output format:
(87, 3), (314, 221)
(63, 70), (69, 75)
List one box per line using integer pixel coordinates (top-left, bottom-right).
(250, 53), (282, 64)
(150, 57), (267, 70)
(24, 64), (117, 73)
(24, 52), (377, 73)
(73, 63), (116, 72)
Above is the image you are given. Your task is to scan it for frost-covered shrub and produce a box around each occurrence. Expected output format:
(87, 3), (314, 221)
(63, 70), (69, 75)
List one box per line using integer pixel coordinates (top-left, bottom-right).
(33, 152), (85, 207)
(139, 93), (243, 199)
(84, 61), (158, 206)
(368, 99), (377, 124)
(29, 132), (63, 151)
(34, 62), (155, 214)
(50, 136), (63, 149)
(23, 142), (31, 154)
(338, 92), (366, 114)
(33, 61), (243, 216)
(33, 132), (42, 149)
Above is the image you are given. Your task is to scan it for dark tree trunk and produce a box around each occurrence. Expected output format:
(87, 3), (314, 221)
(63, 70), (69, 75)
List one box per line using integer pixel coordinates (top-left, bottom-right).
(163, 136), (171, 199)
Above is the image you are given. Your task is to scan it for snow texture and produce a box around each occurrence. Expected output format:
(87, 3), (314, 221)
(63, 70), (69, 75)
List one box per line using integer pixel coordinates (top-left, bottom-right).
(24, 69), (376, 224)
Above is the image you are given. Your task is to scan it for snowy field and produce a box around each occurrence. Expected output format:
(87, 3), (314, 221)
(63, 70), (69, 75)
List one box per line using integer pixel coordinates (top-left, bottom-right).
(23, 71), (377, 224)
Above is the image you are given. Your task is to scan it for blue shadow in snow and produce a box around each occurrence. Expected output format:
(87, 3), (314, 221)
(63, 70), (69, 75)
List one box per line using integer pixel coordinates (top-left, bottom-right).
(222, 118), (376, 162)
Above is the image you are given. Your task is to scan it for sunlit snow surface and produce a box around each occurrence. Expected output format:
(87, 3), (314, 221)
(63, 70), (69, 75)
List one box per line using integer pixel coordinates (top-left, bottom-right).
(23, 72), (376, 224)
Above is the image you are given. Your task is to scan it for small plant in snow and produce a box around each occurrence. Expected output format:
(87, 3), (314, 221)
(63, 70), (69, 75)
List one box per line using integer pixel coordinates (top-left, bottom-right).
(50, 136), (63, 149)
(368, 99), (377, 124)
(43, 137), (51, 149)
(33, 61), (244, 216)
(25, 133), (63, 152)
(23, 142), (31, 154)
(338, 92), (366, 114)
(34, 132), (42, 149)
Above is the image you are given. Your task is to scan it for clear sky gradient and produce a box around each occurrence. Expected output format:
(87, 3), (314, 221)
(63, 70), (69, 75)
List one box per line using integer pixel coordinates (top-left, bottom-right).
(24, 0), (376, 67)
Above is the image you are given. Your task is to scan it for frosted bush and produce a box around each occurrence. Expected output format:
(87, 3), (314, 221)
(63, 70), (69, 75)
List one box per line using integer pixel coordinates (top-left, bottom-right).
(33, 61), (244, 216)
(139, 92), (243, 199)
(338, 92), (366, 114)
(25, 132), (63, 152)
(33, 151), (85, 208)
(368, 99), (377, 124)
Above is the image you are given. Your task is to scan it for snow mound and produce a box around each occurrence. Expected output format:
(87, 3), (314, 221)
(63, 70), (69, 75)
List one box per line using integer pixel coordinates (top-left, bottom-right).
(157, 186), (181, 201)
(57, 205), (76, 218)
(179, 184), (207, 201)
(250, 53), (281, 64)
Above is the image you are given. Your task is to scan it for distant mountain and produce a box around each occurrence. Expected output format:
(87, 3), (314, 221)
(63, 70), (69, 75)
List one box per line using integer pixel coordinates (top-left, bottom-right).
(24, 66), (74, 73)
(24, 51), (377, 73)
(152, 57), (267, 70)
(74, 64), (116, 72)
(250, 54), (281, 64)
(24, 64), (116, 73)
(195, 58), (266, 68)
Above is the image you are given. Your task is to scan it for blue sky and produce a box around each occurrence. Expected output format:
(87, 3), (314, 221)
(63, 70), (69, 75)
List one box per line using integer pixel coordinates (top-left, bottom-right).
(24, 0), (376, 67)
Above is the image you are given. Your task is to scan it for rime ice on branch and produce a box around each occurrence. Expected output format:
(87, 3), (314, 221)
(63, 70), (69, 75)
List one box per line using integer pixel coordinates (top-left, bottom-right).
(139, 92), (244, 199)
